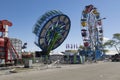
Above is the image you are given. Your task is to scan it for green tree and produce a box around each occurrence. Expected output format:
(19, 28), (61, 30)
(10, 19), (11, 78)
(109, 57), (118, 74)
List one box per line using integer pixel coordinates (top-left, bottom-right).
(104, 33), (120, 53)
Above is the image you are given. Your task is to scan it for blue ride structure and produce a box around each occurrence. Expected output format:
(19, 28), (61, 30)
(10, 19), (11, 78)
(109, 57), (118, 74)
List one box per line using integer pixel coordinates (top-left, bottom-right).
(33, 10), (71, 55)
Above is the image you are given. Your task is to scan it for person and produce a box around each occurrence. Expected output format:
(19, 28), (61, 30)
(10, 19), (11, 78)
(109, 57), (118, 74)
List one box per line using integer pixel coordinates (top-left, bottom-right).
(79, 49), (86, 64)
(14, 58), (17, 66)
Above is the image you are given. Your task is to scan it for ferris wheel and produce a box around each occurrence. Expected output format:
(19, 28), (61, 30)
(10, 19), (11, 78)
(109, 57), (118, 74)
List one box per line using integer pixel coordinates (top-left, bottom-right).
(81, 5), (105, 59)
(33, 10), (71, 54)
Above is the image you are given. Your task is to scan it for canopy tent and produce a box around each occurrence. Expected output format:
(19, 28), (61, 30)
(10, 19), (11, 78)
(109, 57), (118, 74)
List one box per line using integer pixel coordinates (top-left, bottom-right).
(50, 52), (64, 55)
(105, 50), (118, 55)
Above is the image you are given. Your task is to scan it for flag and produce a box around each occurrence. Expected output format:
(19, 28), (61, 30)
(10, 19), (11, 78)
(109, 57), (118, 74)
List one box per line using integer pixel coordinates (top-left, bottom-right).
(76, 44), (78, 49)
(71, 44), (73, 49)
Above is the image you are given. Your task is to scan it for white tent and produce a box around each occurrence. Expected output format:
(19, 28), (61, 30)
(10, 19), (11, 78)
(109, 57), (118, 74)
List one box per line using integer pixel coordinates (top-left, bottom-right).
(50, 52), (64, 55)
(105, 50), (118, 55)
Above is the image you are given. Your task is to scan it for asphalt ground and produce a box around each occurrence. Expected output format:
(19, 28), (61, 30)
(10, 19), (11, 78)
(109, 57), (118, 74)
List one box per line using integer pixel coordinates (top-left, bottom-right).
(0, 62), (120, 80)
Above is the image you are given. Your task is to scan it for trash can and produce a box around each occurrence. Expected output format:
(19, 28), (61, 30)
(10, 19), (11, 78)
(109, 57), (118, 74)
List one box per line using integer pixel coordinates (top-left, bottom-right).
(24, 59), (32, 68)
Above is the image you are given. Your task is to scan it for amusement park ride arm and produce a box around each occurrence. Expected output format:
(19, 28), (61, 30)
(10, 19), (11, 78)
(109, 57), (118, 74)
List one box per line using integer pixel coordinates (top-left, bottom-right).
(46, 31), (61, 55)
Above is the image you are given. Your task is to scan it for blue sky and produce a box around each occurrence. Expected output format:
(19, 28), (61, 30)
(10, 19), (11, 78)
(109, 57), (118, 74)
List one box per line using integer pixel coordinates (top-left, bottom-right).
(0, 0), (120, 52)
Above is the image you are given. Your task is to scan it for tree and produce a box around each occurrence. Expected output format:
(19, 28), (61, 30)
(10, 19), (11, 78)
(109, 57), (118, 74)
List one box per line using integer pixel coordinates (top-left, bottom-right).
(104, 33), (120, 53)
(79, 45), (85, 50)
(113, 33), (120, 40)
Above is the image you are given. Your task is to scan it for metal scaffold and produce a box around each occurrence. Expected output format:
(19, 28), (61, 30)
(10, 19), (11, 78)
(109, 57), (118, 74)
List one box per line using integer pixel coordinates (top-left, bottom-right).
(0, 20), (19, 65)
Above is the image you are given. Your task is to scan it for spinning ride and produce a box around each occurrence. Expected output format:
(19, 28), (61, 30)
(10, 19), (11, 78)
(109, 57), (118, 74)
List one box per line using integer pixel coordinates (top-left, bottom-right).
(81, 5), (105, 59)
(33, 10), (71, 55)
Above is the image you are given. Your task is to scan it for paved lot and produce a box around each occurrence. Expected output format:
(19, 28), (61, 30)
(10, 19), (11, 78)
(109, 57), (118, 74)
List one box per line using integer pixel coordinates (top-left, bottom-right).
(0, 62), (120, 80)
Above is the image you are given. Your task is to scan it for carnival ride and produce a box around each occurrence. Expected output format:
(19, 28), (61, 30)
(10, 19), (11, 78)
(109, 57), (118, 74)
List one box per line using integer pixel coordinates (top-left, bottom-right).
(33, 10), (71, 56)
(0, 20), (19, 65)
(81, 5), (105, 60)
